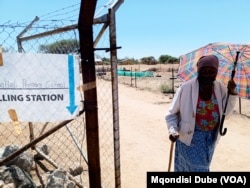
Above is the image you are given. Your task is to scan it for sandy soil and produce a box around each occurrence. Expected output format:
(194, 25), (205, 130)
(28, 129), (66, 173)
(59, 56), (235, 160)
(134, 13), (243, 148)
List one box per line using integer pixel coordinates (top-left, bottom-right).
(117, 64), (250, 188)
(1, 64), (249, 188)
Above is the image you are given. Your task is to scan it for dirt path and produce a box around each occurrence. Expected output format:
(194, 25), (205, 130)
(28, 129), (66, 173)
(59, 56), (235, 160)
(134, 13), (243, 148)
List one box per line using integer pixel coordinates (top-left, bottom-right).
(118, 83), (250, 188)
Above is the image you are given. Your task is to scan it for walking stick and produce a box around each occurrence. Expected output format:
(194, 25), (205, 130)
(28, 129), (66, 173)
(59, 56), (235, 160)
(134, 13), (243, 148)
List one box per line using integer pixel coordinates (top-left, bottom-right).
(168, 141), (174, 172)
(219, 51), (240, 136)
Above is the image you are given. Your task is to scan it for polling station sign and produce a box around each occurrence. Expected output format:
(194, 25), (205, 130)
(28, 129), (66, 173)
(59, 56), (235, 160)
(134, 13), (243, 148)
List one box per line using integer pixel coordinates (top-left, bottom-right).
(0, 52), (81, 122)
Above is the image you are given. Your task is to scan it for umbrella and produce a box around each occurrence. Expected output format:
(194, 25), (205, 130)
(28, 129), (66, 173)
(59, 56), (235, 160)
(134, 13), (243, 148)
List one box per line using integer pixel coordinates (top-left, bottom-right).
(178, 42), (250, 135)
(178, 42), (250, 99)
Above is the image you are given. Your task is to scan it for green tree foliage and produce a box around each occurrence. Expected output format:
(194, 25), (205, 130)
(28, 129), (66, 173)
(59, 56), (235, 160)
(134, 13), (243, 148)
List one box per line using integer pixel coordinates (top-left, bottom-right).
(159, 54), (179, 64)
(140, 56), (157, 64)
(102, 57), (110, 62)
(2, 47), (9, 52)
(38, 39), (79, 54)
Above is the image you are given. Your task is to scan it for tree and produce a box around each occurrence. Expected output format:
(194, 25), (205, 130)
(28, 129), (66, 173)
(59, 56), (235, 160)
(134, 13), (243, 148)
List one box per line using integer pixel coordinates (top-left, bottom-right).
(140, 56), (157, 64)
(38, 39), (79, 54)
(159, 54), (179, 64)
(1, 46), (14, 52)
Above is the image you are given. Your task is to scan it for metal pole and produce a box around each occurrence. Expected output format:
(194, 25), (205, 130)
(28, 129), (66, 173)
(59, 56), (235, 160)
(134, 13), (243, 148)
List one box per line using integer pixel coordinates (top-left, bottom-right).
(219, 51), (240, 135)
(78, 1), (102, 187)
(239, 97), (241, 114)
(109, 8), (121, 188)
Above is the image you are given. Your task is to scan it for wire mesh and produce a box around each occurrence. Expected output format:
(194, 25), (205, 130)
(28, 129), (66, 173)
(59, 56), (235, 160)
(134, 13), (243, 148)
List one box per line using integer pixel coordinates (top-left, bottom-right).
(0, 1), (121, 187)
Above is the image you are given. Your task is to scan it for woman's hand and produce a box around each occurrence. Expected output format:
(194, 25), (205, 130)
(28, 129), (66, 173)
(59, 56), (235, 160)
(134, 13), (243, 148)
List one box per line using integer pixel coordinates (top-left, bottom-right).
(169, 133), (179, 142)
(227, 80), (237, 95)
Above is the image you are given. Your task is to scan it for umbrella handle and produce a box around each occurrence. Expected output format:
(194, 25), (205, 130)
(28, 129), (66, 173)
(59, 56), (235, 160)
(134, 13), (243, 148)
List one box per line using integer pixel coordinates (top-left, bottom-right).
(219, 112), (227, 135)
(219, 51), (240, 136)
(219, 94), (229, 136)
(220, 127), (227, 136)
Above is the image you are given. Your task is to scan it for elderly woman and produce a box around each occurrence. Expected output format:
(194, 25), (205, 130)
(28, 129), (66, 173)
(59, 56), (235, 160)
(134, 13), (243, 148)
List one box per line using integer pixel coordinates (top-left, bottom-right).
(165, 55), (237, 172)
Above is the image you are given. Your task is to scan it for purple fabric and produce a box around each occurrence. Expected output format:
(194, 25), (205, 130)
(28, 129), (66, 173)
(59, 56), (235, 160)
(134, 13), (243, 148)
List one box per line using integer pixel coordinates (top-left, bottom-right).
(197, 55), (219, 71)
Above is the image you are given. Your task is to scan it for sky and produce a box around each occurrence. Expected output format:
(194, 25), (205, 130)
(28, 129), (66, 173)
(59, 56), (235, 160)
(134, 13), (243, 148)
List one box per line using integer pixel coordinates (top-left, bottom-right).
(1, 0), (250, 60)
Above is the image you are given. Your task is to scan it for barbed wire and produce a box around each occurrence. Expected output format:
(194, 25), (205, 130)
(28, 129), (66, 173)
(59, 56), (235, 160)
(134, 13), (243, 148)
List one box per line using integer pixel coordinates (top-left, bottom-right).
(0, 0), (118, 29)
(0, 1), (119, 187)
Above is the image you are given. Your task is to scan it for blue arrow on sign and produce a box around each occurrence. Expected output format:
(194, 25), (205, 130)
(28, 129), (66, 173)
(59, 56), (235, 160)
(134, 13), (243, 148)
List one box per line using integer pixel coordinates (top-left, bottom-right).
(66, 54), (78, 114)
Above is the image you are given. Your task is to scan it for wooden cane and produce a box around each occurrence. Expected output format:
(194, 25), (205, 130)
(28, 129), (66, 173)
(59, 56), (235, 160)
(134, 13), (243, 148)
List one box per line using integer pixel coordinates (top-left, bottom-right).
(168, 141), (174, 172)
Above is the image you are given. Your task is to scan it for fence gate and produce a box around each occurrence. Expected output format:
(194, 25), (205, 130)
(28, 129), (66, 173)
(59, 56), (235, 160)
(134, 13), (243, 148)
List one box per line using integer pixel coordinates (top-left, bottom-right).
(0, 0), (123, 187)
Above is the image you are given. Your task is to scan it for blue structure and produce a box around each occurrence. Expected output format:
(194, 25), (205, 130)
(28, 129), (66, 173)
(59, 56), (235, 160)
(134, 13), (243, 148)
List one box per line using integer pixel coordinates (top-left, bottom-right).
(117, 69), (154, 78)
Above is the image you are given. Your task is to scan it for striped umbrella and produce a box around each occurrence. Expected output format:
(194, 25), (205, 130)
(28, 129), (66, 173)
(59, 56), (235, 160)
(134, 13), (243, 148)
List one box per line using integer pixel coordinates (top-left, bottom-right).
(178, 42), (250, 100)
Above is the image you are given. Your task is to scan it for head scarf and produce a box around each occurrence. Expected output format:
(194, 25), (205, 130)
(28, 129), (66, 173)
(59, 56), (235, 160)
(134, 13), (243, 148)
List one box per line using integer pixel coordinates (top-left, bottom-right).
(197, 55), (219, 71)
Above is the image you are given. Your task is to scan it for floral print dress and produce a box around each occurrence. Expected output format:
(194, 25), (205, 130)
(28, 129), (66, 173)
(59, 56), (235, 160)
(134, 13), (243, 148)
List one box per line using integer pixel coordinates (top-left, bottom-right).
(174, 91), (220, 172)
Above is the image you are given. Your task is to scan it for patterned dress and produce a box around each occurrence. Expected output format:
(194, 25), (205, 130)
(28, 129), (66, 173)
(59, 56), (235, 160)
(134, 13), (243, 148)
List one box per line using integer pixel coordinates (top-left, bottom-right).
(174, 91), (220, 171)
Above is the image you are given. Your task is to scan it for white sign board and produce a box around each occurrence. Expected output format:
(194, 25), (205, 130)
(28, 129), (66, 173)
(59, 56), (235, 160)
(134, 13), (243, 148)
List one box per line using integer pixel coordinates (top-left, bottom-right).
(0, 52), (81, 122)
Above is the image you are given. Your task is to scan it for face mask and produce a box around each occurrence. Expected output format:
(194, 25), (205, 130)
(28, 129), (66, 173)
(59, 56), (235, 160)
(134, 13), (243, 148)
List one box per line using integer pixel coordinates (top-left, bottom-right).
(197, 75), (215, 86)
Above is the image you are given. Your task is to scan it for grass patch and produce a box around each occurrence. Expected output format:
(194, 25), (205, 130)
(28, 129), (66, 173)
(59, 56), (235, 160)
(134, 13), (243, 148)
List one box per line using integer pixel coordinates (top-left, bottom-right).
(159, 82), (174, 94)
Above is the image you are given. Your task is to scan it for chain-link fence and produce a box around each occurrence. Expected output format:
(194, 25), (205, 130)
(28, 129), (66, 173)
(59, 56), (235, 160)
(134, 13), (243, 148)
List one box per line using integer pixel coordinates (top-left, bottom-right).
(0, 1), (122, 187)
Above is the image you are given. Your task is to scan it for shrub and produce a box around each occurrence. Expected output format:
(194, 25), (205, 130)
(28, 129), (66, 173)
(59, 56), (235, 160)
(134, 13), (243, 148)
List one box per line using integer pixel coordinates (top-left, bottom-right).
(159, 82), (173, 94)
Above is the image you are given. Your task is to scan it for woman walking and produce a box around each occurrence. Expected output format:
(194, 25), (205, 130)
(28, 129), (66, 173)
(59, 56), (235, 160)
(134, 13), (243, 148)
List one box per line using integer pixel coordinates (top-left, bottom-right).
(165, 55), (237, 171)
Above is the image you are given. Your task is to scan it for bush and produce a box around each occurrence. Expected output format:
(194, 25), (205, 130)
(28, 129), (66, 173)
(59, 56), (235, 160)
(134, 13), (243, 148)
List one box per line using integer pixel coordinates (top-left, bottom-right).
(159, 82), (173, 94)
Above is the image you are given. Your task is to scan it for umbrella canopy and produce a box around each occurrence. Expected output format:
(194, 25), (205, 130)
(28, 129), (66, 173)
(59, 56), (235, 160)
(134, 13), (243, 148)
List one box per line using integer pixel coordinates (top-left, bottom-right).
(178, 42), (250, 99)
